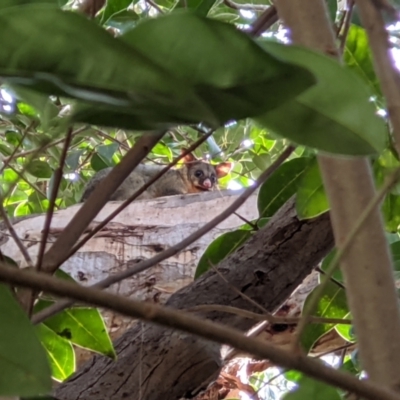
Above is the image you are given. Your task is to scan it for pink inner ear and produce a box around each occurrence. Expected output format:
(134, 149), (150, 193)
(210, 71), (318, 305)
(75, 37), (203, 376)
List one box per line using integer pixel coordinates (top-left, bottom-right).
(181, 151), (196, 163)
(215, 162), (233, 178)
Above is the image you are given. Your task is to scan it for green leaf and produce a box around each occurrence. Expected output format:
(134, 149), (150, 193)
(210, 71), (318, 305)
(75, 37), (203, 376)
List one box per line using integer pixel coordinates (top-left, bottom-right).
(175, 0), (216, 16)
(0, 0), (57, 10)
(258, 157), (312, 219)
(0, 5), (214, 129)
(36, 323), (75, 382)
(301, 281), (349, 353)
(91, 153), (110, 171)
(97, 143), (119, 164)
(284, 375), (341, 400)
(0, 7), (315, 131)
(101, 0), (133, 24)
(256, 41), (387, 156)
(344, 25), (381, 97)
(37, 301), (115, 358)
(0, 284), (51, 396)
(5, 130), (22, 146)
(26, 160), (53, 178)
(65, 150), (83, 171)
(320, 249), (344, 283)
(335, 315), (355, 343)
(296, 159), (329, 219)
(119, 12), (316, 126)
(382, 193), (400, 232)
(195, 230), (252, 278)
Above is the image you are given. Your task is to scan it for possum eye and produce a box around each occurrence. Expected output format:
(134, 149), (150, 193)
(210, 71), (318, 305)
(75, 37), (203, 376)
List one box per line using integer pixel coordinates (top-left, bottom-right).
(210, 174), (216, 183)
(194, 170), (203, 178)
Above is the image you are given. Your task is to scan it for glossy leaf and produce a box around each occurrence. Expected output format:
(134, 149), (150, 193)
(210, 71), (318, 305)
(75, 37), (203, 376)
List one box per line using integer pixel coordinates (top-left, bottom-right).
(344, 25), (381, 97)
(119, 12), (315, 126)
(284, 375), (341, 400)
(36, 300), (115, 358)
(195, 230), (252, 278)
(256, 41), (387, 156)
(0, 284), (51, 396)
(0, 5), (213, 129)
(296, 159), (330, 219)
(0, 6), (315, 131)
(301, 281), (349, 353)
(258, 157), (312, 218)
(26, 160), (53, 178)
(36, 323), (75, 382)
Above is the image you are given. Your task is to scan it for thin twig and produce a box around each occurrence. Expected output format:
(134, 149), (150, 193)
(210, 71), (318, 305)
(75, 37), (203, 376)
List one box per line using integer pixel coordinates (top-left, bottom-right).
(223, 0), (269, 12)
(0, 123), (32, 175)
(188, 304), (352, 325)
(339, 0), (354, 53)
(0, 264), (399, 400)
(2, 125), (89, 164)
(248, 5), (279, 36)
(0, 202), (33, 267)
(32, 146), (295, 324)
(36, 128), (74, 272)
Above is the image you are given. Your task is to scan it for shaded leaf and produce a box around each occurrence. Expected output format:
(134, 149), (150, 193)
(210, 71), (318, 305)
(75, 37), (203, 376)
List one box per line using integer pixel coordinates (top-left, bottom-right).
(175, 0), (216, 16)
(301, 281), (349, 353)
(91, 153), (109, 171)
(36, 324), (75, 382)
(258, 157), (311, 218)
(97, 143), (119, 164)
(0, 284), (51, 396)
(26, 160), (53, 178)
(195, 230), (252, 278)
(325, 0), (337, 22)
(296, 159), (329, 219)
(257, 41), (387, 156)
(119, 12), (316, 126)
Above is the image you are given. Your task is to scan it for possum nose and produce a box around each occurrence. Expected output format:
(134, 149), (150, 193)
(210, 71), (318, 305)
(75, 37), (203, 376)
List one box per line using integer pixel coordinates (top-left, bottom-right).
(203, 178), (212, 189)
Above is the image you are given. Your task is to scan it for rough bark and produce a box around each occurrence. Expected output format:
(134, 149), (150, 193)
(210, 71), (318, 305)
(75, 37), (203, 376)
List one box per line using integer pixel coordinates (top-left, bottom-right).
(54, 198), (334, 400)
(0, 190), (258, 341)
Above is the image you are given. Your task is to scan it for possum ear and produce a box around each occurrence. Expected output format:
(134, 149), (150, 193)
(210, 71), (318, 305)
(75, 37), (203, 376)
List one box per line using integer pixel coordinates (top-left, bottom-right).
(181, 149), (197, 163)
(215, 162), (232, 178)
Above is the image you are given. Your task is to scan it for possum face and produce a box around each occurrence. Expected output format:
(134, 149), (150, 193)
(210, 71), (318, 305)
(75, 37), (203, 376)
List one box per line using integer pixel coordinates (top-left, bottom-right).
(186, 161), (232, 191)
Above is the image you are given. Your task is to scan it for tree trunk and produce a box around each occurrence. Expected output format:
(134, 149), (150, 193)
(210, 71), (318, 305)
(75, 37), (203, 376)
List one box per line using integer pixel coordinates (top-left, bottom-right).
(54, 197), (334, 400)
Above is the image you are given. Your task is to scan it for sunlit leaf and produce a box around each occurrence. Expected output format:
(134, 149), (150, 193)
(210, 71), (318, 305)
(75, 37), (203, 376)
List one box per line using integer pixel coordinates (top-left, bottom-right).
(36, 323), (75, 382)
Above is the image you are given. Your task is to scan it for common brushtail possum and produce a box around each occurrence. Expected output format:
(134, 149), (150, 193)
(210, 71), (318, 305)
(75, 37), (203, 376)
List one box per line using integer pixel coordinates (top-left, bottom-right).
(80, 151), (232, 202)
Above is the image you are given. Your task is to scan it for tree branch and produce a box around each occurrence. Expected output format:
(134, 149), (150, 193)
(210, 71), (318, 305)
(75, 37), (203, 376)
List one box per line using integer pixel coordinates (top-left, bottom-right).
(1, 264), (400, 400)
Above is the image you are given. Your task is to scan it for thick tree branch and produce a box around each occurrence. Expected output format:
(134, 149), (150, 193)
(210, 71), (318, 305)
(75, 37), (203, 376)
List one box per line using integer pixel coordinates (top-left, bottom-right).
(32, 146), (294, 324)
(0, 238), (399, 399)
